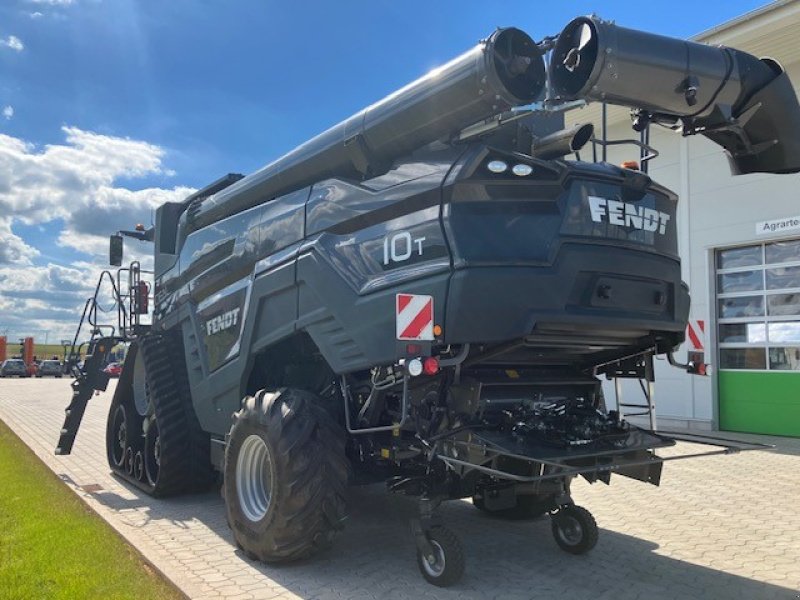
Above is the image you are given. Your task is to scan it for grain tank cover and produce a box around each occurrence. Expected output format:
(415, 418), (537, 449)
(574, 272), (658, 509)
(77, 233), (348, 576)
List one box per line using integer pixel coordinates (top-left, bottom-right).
(550, 15), (800, 175)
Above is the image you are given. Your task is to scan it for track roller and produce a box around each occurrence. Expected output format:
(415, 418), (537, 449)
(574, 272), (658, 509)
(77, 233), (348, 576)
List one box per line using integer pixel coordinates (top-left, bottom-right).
(134, 451), (144, 481)
(124, 447), (134, 477)
(108, 402), (130, 469)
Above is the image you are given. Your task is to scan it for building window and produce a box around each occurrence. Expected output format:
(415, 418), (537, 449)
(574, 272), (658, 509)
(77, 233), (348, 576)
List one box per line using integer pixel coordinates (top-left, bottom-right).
(716, 239), (800, 371)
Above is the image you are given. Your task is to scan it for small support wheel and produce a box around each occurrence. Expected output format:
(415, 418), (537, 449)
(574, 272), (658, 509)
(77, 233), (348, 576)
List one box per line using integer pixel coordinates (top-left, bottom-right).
(134, 451), (144, 481)
(416, 525), (465, 587)
(550, 505), (598, 555)
(124, 447), (134, 476)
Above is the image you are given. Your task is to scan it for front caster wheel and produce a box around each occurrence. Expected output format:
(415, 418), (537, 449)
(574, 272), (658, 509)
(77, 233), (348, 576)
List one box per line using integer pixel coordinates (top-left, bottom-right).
(416, 526), (465, 587)
(551, 505), (598, 555)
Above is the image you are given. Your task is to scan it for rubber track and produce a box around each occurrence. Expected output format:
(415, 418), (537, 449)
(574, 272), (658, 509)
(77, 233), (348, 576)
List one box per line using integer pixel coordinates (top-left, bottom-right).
(139, 333), (214, 496)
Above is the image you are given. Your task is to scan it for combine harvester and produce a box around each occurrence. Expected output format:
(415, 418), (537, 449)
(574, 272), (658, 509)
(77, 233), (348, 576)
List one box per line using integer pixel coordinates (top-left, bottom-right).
(56, 15), (799, 586)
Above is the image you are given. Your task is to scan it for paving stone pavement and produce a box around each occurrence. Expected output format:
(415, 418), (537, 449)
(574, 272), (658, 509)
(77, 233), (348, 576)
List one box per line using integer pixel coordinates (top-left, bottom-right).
(1, 378), (799, 600)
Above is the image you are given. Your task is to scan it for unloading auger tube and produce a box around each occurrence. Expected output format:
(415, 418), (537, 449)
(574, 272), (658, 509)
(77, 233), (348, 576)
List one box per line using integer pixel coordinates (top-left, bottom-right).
(549, 15), (800, 174)
(186, 27), (546, 231)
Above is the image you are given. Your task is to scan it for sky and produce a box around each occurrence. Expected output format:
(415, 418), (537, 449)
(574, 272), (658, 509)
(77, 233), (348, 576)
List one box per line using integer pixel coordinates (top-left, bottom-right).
(0, 0), (774, 343)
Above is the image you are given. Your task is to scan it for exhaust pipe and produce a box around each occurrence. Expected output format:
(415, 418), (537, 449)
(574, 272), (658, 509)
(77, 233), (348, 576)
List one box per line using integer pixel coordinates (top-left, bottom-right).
(532, 122), (594, 160)
(549, 15), (800, 175)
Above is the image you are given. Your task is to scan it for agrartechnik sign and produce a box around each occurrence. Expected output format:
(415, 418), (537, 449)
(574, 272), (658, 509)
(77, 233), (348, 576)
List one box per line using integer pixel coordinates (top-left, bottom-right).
(756, 215), (800, 236)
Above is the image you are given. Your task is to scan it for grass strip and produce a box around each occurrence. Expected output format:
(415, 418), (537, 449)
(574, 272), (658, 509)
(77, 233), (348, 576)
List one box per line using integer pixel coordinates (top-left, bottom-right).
(0, 418), (184, 600)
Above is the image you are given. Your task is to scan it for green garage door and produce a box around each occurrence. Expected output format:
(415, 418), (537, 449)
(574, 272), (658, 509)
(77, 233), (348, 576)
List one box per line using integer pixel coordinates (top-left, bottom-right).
(716, 240), (800, 437)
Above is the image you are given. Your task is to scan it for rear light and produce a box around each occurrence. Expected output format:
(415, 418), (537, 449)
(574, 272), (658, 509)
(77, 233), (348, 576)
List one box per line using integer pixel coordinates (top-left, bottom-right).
(487, 160), (508, 173)
(422, 357), (440, 375)
(407, 358), (423, 377)
(512, 163), (533, 176)
(688, 361), (712, 376)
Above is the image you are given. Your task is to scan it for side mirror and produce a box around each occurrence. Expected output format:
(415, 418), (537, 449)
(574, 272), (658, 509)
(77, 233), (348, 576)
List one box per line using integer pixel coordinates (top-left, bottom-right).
(110, 234), (123, 266)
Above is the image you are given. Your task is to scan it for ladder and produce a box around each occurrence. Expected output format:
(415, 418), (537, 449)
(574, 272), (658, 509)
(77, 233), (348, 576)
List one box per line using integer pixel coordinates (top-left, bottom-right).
(55, 262), (152, 455)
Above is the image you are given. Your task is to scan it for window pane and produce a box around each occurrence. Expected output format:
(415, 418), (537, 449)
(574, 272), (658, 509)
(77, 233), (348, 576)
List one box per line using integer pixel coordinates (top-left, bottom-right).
(768, 322), (800, 343)
(765, 239), (800, 264)
(768, 347), (800, 370)
(719, 323), (766, 343)
(718, 296), (764, 318)
(767, 293), (800, 316)
(766, 265), (800, 290)
(717, 270), (763, 293)
(719, 348), (766, 370)
(716, 246), (762, 269)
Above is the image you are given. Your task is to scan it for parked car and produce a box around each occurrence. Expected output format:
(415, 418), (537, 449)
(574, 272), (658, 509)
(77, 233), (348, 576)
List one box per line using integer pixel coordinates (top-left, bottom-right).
(1, 359), (29, 378)
(103, 362), (122, 378)
(37, 360), (64, 378)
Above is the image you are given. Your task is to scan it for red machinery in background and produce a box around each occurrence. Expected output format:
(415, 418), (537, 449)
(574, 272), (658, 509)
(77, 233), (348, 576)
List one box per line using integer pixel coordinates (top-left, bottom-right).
(20, 337), (36, 376)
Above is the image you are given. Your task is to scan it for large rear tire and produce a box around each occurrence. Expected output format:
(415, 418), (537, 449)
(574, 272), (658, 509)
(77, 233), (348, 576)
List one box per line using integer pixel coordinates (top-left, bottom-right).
(224, 388), (348, 562)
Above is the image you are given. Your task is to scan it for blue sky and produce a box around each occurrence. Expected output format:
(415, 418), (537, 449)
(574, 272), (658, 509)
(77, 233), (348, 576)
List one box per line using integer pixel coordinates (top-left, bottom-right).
(0, 0), (773, 341)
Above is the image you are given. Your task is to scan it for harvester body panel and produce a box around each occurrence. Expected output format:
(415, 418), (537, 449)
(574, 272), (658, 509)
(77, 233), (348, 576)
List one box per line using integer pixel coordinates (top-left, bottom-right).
(152, 143), (691, 436)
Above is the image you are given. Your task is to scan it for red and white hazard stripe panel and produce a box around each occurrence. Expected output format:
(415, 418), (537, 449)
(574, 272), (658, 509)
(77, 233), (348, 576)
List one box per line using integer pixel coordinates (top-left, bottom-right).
(396, 294), (434, 341)
(686, 319), (705, 350)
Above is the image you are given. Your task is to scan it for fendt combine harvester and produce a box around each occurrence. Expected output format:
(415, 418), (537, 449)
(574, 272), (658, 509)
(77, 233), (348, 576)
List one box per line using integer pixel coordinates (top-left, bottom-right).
(56, 16), (800, 586)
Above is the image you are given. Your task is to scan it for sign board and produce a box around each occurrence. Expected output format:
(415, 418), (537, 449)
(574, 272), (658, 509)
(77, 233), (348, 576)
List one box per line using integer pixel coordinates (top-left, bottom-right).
(396, 294), (434, 341)
(686, 319), (705, 350)
(756, 216), (800, 236)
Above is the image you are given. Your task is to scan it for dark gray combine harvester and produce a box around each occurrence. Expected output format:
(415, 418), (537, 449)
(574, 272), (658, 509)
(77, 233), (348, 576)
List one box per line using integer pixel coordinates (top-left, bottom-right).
(57, 16), (800, 586)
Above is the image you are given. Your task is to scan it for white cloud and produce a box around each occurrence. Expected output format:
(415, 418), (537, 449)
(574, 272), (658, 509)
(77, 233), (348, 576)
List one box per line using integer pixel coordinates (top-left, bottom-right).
(0, 126), (195, 342)
(30, 12), (44, 18)
(0, 126), (190, 225)
(28, 0), (75, 5)
(2, 106), (13, 120)
(0, 36), (24, 52)
(0, 263), (94, 341)
(0, 219), (39, 265)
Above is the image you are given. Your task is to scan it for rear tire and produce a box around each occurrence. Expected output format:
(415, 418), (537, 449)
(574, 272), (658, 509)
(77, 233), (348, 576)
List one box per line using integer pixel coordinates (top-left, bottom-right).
(224, 388), (348, 562)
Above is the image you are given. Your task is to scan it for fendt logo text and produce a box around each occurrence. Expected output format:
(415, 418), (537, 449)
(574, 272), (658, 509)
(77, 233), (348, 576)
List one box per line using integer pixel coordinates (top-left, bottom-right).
(205, 308), (241, 336)
(588, 195), (670, 235)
